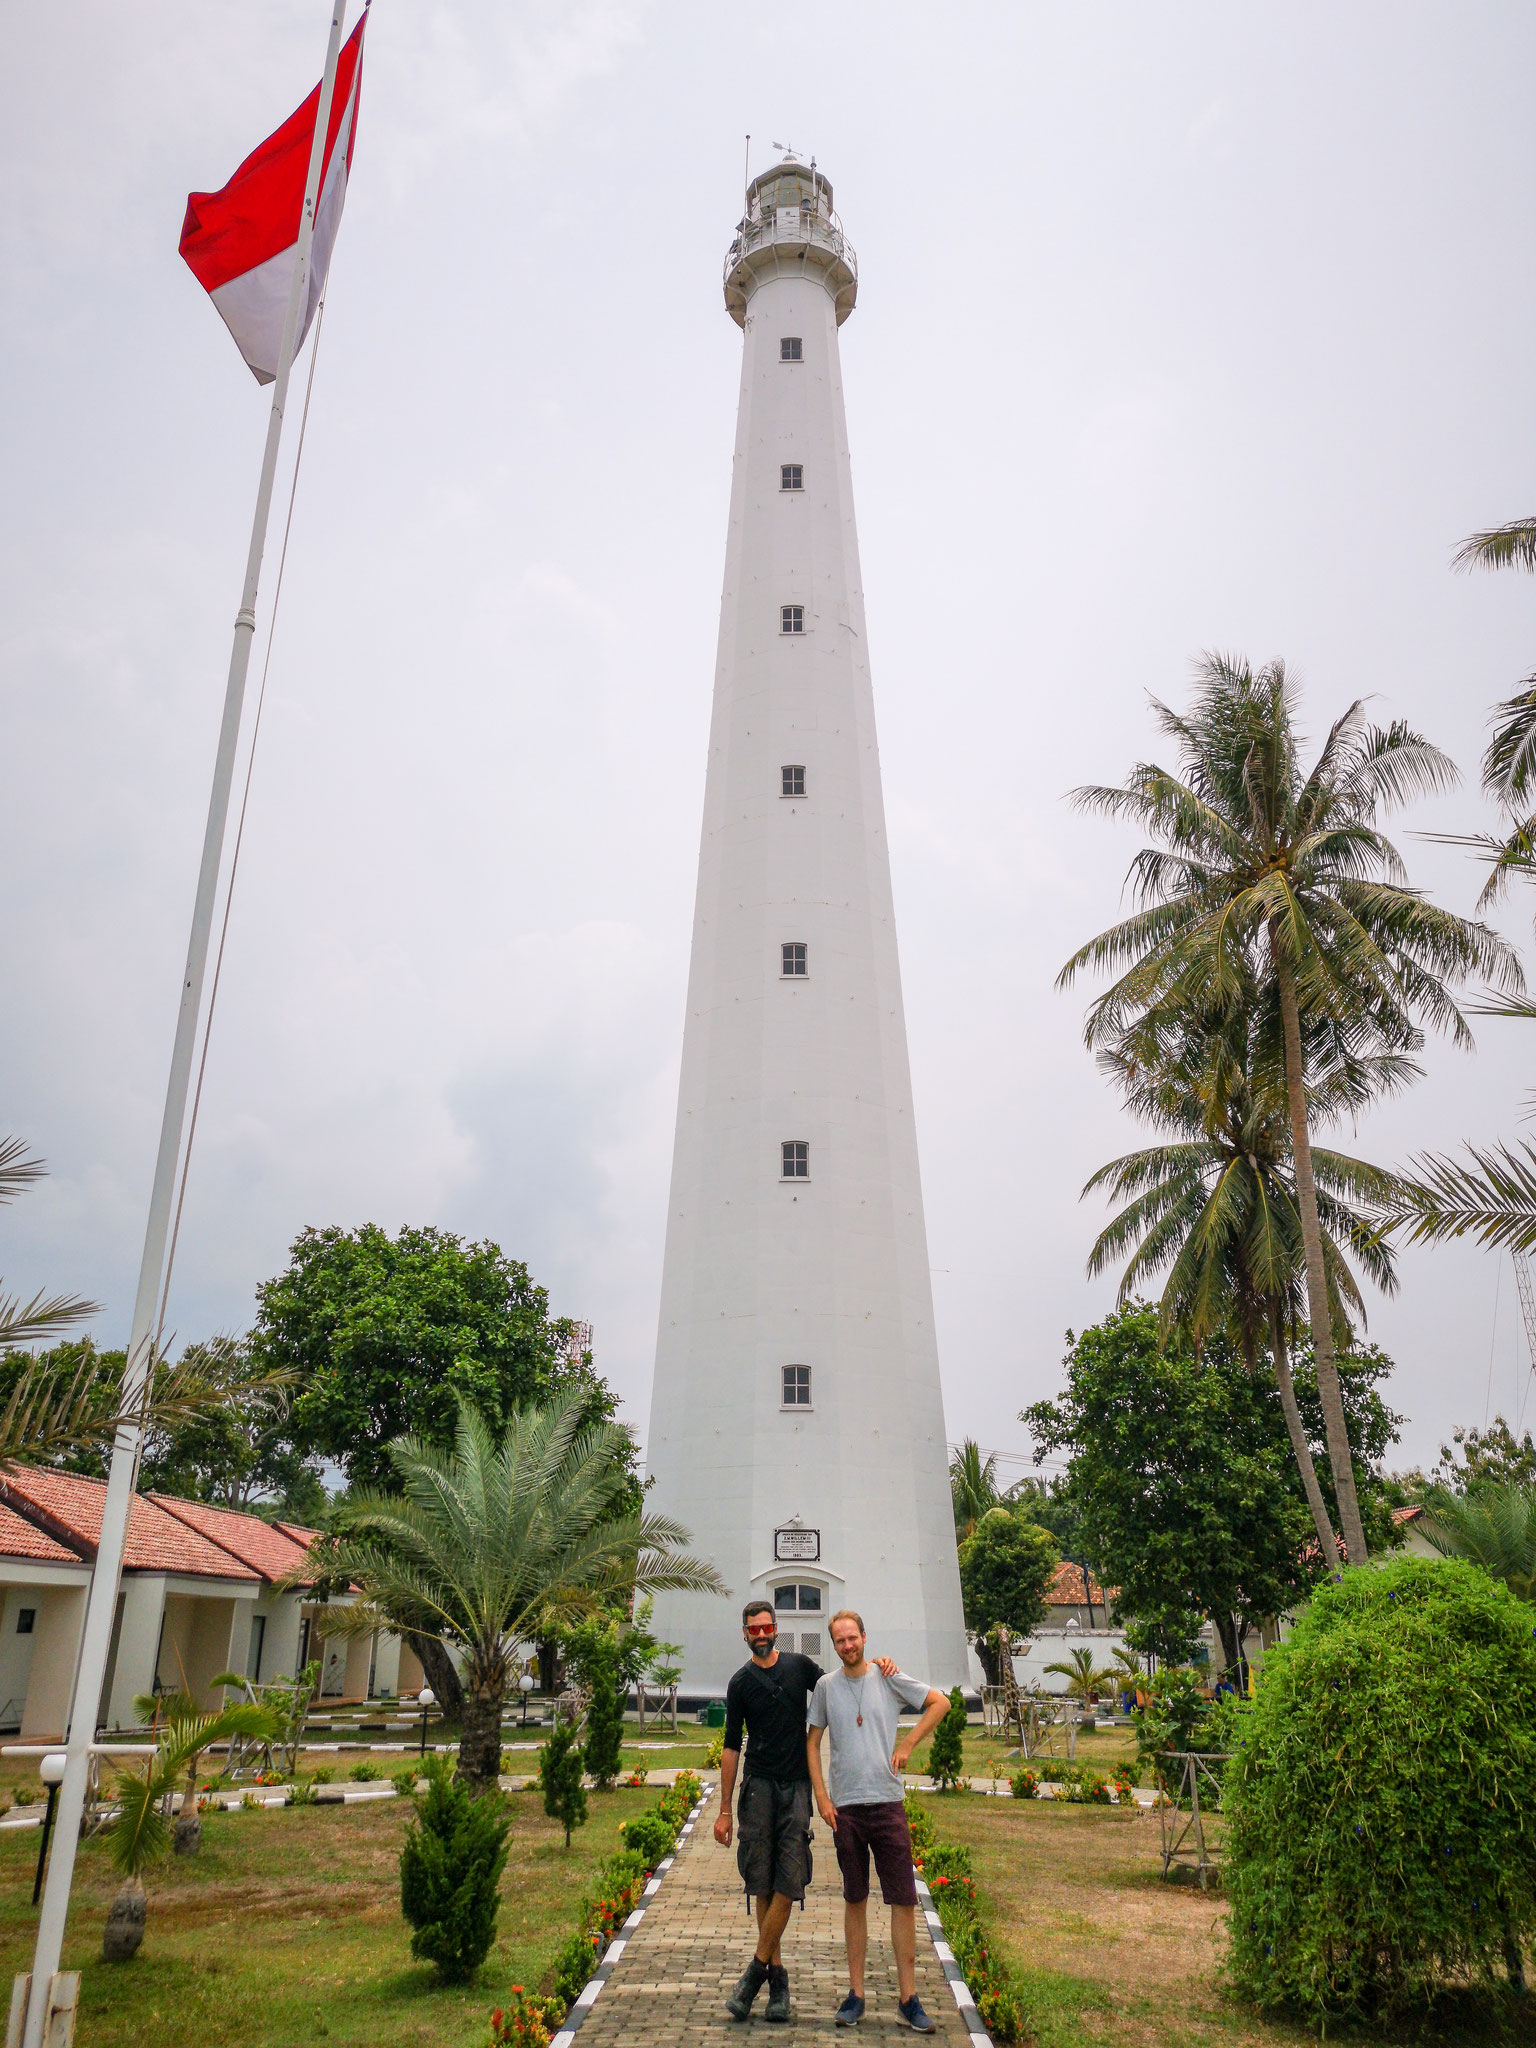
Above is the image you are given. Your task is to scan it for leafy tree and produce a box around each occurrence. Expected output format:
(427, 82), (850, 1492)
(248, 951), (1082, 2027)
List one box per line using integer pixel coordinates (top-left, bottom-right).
(538, 1719), (588, 1846)
(309, 1391), (723, 1792)
(1429, 1416), (1536, 1493)
(1419, 1483), (1536, 1602)
(955, 1509), (1057, 1682)
(1224, 1557), (1536, 2020)
(1004, 1473), (1084, 1559)
(1122, 1604), (1205, 1669)
(137, 1338), (324, 1518)
(949, 1439), (1001, 1541)
(1024, 1306), (1403, 1682)
(926, 1687), (967, 1791)
(254, 1224), (583, 1493)
(399, 1755), (511, 1982)
(1060, 655), (1519, 1561)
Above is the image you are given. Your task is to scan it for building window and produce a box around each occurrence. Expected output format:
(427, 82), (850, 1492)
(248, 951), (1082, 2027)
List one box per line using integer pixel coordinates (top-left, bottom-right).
(781, 764), (805, 797)
(246, 1613), (266, 1683)
(15, 1609), (34, 1636)
(800, 1631), (822, 1659)
(781, 942), (807, 977)
(781, 464), (803, 491)
(781, 605), (804, 634)
(782, 1363), (812, 1407)
(781, 337), (802, 362)
(782, 1140), (809, 1178)
(773, 1583), (823, 1613)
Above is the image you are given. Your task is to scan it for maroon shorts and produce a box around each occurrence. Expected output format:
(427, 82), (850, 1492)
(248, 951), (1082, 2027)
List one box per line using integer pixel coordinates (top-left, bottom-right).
(832, 1800), (918, 1907)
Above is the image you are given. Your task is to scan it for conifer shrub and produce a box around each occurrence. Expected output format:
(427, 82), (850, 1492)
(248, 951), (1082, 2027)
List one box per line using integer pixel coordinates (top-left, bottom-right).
(927, 1687), (968, 1790)
(582, 1645), (625, 1790)
(538, 1721), (588, 1847)
(1224, 1556), (1536, 2023)
(616, 1807), (677, 1869)
(399, 1756), (511, 1984)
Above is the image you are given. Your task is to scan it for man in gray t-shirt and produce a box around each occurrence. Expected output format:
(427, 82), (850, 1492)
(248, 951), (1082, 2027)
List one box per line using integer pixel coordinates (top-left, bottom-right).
(806, 1610), (950, 2031)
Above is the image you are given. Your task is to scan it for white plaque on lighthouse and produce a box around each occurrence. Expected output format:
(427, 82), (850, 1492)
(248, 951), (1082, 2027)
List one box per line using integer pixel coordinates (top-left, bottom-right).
(643, 156), (969, 1692)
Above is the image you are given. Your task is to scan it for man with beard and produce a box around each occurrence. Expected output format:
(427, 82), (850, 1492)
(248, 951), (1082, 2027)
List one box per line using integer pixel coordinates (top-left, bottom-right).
(714, 1599), (897, 2022)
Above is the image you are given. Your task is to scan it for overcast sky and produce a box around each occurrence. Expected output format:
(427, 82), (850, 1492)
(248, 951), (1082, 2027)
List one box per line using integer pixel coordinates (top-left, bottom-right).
(4, 2), (1535, 1479)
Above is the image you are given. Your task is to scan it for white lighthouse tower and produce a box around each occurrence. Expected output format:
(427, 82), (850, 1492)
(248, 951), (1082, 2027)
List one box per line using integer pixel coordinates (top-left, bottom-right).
(644, 157), (968, 1693)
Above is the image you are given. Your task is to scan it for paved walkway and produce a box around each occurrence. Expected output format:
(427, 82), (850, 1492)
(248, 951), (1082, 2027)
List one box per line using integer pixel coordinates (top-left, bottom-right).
(570, 1783), (972, 2044)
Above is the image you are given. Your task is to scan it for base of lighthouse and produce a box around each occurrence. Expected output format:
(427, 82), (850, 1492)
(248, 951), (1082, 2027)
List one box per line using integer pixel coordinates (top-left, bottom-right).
(643, 156), (968, 1699)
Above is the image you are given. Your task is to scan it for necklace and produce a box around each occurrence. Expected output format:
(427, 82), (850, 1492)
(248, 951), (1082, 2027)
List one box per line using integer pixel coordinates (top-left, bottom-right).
(854, 1672), (868, 1728)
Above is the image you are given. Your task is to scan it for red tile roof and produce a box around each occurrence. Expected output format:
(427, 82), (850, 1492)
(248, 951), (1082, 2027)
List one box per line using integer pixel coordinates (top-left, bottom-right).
(1046, 1561), (1112, 1607)
(149, 1497), (315, 1585)
(0, 1500), (87, 1565)
(0, 1469), (258, 1582)
(1393, 1504), (1424, 1524)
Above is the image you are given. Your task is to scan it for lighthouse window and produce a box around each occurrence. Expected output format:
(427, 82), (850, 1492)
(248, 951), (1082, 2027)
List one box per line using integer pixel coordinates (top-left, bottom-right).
(782, 1363), (812, 1406)
(781, 464), (803, 491)
(781, 1140), (809, 1178)
(780, 337), (802, 362)
(782, 943), (807, 977)
(781, 765), (805, 797)
(781, 605), (804, 634)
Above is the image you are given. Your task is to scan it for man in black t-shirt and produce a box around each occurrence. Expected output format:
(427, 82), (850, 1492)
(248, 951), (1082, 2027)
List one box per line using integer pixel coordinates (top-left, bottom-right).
(714, 1599), (896, 2024)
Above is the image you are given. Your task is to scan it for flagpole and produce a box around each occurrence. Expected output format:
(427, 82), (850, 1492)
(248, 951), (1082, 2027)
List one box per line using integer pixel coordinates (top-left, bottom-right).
(21, 7), (350, 2035)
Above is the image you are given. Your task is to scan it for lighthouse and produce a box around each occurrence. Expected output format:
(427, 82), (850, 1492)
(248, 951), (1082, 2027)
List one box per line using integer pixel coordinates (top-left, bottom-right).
(644, 156), (969, 1693)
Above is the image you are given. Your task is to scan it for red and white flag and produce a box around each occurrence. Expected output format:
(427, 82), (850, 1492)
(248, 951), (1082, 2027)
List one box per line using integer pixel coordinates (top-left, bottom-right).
(179, 15), (367, 384)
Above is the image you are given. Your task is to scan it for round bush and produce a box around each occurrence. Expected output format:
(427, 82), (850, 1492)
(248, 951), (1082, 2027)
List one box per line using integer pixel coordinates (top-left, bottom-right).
(1224, 1555), (1536, 2022)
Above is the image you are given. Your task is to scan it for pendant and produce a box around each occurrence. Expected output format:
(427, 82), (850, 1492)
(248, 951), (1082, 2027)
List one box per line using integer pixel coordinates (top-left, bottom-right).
(856, 1715), (863, 1726)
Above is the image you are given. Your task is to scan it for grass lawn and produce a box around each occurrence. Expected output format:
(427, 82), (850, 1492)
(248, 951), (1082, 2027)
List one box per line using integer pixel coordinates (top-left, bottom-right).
(913, 1792), (1536, 2048)
(902, 1719), (1139, 1781)
(0, 1783), (653, 2047)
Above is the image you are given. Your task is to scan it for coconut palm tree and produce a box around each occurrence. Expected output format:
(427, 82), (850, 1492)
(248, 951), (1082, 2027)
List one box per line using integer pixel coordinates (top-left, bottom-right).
(100, 1697), (280, 1957)
(1418, 1482), (1536, 1603)
(949, 1438), (1001, 1541)
(0, 1138), (98, 1353)
(307, 1392), (726, 1792)
(1059, 655), (1521, 1562)
(1086, 1004), (1409, 1558)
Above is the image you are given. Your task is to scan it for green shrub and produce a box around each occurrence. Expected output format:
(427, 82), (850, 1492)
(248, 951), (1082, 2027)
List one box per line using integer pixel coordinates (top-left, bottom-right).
(927, 1687), (967, 1790)
(617, 1807), (677, 1869)
(582, 1649), (625, 1791)
(288, 1780), (316, 1807)
(1009, 1767), (1039, 1800)
(350, 1760), (382, 1782)
(1225, 1557), (1536, 2022)
(311, 1766), (334, 1785)
(704, 1729), (724, 1768)
(538, 1721), (587, 1848)
(391, 1766), (421, 1797)
(904, 1791), (935, 1859)
(399, 1757), (511, 1984)
(550, 1928), (599, 2007)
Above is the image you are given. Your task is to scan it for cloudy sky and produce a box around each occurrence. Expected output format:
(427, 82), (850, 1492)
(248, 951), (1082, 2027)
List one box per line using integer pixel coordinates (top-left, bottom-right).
(4, 2), (1534, 1477)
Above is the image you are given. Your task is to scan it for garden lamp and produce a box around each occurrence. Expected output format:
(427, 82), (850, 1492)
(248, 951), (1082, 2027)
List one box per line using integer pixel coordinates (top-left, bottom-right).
(32, 1753), (65, 1907)
(519, 1672), (535, 1727)
(417, 1687), (434, 1759)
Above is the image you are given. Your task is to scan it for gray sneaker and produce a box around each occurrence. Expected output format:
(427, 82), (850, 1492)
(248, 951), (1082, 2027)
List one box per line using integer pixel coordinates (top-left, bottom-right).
(898, 1995), (936, 2033)
(835, 1991), (865, 2026)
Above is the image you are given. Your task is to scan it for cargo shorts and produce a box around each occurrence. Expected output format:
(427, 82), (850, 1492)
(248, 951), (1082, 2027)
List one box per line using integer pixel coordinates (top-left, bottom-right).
(736, 1775), (813, 1903)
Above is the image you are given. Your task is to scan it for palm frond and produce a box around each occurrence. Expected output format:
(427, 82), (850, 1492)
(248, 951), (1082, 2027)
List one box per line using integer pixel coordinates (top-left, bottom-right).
(1383, 1142), (1536, 1253)
(1452, 518), (1536, 575)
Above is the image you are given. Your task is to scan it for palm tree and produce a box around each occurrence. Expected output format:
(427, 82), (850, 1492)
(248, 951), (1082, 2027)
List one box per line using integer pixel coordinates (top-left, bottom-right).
(0, 1138), (98, 1352)
(1042, 1645), (1118, 1703)
(132, 1687), (281, 1856)
(1418, 1482), (1536, 1603)
(100, 1696), (279, 1958)
(1085, 1004), (1409, 1558)
(1059, 654), (1521, 1562)
(949, 1438), (1001, 1541)
(308, 1392), (726, 1792)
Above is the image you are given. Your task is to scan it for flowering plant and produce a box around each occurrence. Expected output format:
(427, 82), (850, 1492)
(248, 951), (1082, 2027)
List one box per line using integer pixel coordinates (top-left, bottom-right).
(488, 1989), (564, 2046)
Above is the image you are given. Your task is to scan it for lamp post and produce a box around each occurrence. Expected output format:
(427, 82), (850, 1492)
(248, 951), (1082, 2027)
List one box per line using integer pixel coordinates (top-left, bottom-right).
(519, 1673), (535, 1728)
(32, 1755), (65, 1908)
(417, 1688), (434, 1759)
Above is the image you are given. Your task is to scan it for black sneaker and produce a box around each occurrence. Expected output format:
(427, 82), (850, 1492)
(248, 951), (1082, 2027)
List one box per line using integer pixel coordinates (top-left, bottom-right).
(898, 1995), (936, 2033)
(835, 1991), (866, 2026)
(765, 1964), (791, 2023)
(726, 1957), (770, 2021)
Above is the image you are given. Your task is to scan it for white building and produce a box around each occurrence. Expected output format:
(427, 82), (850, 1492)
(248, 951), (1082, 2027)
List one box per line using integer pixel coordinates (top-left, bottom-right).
(0, 1468), (416, 1736)
(644, 155), (969, 1694)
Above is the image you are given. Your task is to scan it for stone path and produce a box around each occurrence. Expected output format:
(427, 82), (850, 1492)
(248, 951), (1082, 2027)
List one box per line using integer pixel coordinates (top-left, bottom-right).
(568, 1782), (974, 2044)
